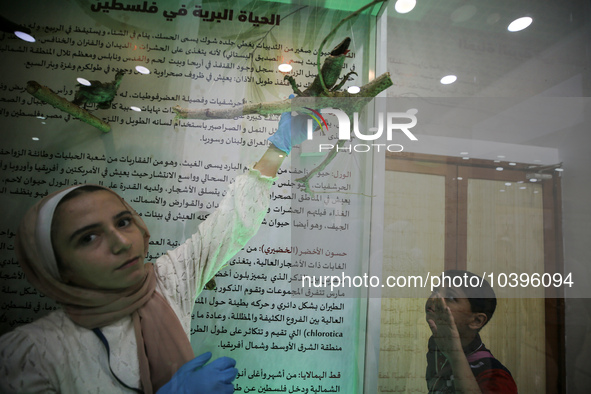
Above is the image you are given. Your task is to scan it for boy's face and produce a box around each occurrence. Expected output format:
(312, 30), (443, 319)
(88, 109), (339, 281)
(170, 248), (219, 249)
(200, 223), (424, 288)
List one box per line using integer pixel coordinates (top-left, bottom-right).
(52, 190), (147, 290)
(425, 286), (480, 339)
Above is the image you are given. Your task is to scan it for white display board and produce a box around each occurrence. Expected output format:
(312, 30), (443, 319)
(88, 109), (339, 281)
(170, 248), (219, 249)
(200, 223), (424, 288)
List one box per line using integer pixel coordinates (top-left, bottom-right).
(0, 1), (377, 392)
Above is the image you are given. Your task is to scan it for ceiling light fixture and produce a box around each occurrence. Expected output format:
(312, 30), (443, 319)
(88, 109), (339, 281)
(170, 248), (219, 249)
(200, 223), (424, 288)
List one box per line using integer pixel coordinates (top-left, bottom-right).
(135, 66), (150, 74)
(395, 0), (416, 14)
(77, 78), (91, 86)
(440, 75), (457, 85)
(347, 86), (360, 94)
(15, 31), (35, 42)
(508, 17), (533, 32)
(278, 63), (292, 73)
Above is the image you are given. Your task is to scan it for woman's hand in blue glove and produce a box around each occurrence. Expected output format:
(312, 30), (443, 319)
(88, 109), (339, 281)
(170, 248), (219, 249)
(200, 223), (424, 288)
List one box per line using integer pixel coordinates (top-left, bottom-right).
(157, 352), (238, 394)
(268, 94), (311, 155)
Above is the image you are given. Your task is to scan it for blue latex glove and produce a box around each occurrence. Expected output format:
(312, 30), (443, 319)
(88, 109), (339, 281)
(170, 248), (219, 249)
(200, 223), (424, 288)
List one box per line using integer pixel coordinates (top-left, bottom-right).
(268, 94), (311, 155)
(157, 352), (238, 394)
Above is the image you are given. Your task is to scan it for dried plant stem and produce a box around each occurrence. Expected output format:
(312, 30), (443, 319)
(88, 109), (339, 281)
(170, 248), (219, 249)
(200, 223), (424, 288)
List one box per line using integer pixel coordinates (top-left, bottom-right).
(26, 81), (111, 133)
(173, 72), (392, 120)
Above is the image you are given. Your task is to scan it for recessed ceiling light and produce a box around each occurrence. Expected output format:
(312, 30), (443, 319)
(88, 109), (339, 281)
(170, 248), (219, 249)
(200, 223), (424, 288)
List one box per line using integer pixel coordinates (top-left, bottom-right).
(77, 78), (91, 86)
(440, 75), (457, 84)
(347, 86), (360, 94)
(32, 137), (39, 141)
(278, 63), (292, 73)
(395, 0), (416, 14)
(15, 31), (35, 42)
(496, 167), (503, 171)
(135, 66), (150, 74)
(508, 17), (533, 32)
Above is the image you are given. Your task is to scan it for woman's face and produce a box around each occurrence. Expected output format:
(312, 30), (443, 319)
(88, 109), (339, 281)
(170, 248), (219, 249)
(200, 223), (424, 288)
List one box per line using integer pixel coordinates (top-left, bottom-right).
(51, 190), (147, 290)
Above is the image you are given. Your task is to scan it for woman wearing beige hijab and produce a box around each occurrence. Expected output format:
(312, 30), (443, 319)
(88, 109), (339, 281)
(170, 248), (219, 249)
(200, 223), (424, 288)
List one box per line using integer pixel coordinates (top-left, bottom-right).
(0, 114), (305, 393)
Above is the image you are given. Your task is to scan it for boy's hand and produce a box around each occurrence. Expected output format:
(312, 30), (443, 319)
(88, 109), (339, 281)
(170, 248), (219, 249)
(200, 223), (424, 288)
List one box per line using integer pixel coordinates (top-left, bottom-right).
(426, 295), (463, 358)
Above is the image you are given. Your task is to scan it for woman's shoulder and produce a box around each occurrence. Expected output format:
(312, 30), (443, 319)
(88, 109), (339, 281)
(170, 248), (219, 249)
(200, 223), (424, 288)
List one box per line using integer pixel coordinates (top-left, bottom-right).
(0, 309), (83, 349)
(0, 310), (76, 392)
(7, 308), (68, 330)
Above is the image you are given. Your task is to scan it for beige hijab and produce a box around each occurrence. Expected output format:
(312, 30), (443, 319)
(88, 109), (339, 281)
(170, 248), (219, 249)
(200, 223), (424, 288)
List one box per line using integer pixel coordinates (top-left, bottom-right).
(15, 185), (194, 393)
